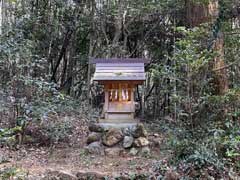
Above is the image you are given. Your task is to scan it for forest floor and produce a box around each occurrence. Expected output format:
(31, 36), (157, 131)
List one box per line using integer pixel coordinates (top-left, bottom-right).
(0, 145), (170, 178)
(0, 116), (171, 179)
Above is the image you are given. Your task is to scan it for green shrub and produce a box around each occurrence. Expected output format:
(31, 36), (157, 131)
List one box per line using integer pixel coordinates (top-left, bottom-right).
(42, 118), (73, 144)
(0, 126), (22, 147)
(0, 167), (28, 180)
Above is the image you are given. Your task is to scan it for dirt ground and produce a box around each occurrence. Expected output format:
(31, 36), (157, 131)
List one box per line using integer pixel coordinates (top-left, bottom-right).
(0, 114), (171, 179)
(0, 142), (170, 178)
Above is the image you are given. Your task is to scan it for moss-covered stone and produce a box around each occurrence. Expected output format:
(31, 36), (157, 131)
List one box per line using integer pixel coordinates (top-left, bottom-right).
(132, 124), (148, 138)
(86, 132), (101, 144)
(102, 128), (123, 147)
(134, 137), (149, 147)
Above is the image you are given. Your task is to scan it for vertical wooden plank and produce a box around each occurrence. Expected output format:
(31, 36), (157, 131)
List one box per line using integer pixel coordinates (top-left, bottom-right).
(104, 84), (109, 120)
(141, 83), (145, 119)
(131, 84), (135, 119)
(131, 86), (134, 112)
(119, 83), (122, 101)
(104, 90), (109, 112)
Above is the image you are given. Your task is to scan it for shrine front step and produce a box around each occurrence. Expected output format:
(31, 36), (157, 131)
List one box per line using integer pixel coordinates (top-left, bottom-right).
(105, 112), (134, 121)
(98, 122), (138, 129)
(99, 118), (138, 123)
(98, 118), (139, 129)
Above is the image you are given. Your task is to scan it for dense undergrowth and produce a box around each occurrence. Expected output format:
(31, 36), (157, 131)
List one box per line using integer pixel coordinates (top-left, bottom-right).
(150, 89), (240, 179)
(0, 81), (93, 147)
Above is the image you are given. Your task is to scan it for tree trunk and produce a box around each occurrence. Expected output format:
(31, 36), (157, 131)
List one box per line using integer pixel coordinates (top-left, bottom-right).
(213, 34), (229, 95)
(87, 0), (95, 110)
(0, 0), (5, 35)
(186, 0), (229, 95)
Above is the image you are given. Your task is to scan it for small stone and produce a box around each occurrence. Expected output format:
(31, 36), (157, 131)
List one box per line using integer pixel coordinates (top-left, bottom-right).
(76, 171), (106, 180)
(122, 127), (132, 136)
(132, 123), (148, 138)
(134, 137), (149, 147)
(105, 147), (122, 157)
(43, 170), (77, 180)
(129, 147), (138, 156)
(123, 136), (134, 148)
(89, 123), (104, 132)
(102, 128), (123, 147)
(86, 132), (101, 144)
(113, 174), (131, 180)
(85, 142), (104, 155)
(139, 146), (151, 156)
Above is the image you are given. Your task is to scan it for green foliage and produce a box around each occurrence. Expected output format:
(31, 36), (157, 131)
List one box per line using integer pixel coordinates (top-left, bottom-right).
(0, 126), (22, 138)
(0, 126), (22, 147)
(43, 118), (73, 144)
(0, 167), (28, 180)
(152, 160), (170, 175)
(185, 143), (224, 170)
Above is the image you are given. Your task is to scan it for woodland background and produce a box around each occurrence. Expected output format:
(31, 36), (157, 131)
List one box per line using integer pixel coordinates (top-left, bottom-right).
(0, 0), (240, 179)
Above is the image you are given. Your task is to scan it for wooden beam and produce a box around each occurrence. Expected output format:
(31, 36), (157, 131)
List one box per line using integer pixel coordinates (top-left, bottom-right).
(98, 80), (144, 85)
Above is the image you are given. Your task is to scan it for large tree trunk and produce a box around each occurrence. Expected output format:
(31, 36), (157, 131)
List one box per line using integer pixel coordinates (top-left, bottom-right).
(186, 0), (218, 27)
(186, 0), (229, 95)
(213, 34), (229, 95)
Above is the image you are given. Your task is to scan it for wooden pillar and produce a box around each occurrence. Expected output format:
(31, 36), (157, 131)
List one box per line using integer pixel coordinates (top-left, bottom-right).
(119, 83), (122, 101)
(141, 83), (145, 119)
(104, 85), (109, 119)
(131, 86), (135, 119)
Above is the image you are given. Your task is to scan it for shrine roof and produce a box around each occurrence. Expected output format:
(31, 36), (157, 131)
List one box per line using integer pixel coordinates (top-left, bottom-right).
(90, 58), (149, 64)
(92, 58), (147, 81)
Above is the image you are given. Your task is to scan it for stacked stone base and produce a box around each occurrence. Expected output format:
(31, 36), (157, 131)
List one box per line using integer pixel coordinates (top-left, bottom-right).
(85, 123), (150, 157)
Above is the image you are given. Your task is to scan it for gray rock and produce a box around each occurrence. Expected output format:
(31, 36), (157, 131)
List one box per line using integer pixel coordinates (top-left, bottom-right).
(129, 147), (138, 156)
(122, 127), (133, 136)
(85, 142), (104, 155)
(76, 171), (106, 180)
(123, 136), (134, 148)
(43, 170), (77, 180)
(86, 132), (101, 144)
(132, 123), (148, 138)
(134, 137), (149, 147)
(88, 123), (104, 132)
(113, 174), (131, 180)
(102, 128), (123, 147)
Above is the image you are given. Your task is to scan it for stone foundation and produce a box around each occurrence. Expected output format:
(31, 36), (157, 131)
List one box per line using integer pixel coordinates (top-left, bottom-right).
(85, 123), (150, 156)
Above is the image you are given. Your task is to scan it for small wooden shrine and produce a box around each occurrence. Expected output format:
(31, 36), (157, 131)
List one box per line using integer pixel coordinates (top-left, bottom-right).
(91, 58), (147, 125)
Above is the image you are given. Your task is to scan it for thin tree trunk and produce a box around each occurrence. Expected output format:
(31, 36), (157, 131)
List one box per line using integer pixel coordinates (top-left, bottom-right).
(87, 0), (95, 111)
(0, 0), (2, 35)
(51, 29), (73, 82)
